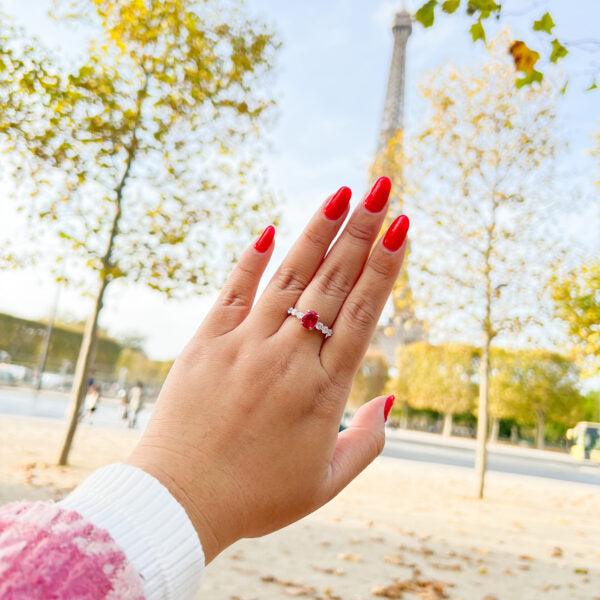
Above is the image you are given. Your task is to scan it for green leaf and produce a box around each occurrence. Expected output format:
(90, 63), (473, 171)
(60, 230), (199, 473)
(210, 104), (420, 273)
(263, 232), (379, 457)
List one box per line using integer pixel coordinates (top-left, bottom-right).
(516, 69), (543, 88)
(550, 39), (568, 63)
(415, 0), (438, 28)
(442, 0), (461, 13)
(470, 19), (486, 43)
(559, 81), (568, 95)
(533, 12), (555, 34)
(586, 81), (598, 91)
(466, 0), (500, 18)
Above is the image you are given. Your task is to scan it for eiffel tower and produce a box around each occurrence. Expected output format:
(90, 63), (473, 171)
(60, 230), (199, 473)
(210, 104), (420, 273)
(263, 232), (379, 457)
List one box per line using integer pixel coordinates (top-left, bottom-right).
(370, 5), (425, 367)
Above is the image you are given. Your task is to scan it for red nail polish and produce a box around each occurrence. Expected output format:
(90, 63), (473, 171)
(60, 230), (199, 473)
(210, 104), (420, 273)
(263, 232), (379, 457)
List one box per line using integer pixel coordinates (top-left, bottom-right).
(384, 395), (395, 422)
(383, 215), (409, 252)
(364, 176), (391, 213)
(323, 186), (352, 220)
(254, 225), (275, 253)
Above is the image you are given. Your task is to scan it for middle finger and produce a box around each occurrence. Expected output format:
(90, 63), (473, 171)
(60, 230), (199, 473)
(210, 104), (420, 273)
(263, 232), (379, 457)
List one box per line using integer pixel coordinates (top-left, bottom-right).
(281, 176), (392, 348)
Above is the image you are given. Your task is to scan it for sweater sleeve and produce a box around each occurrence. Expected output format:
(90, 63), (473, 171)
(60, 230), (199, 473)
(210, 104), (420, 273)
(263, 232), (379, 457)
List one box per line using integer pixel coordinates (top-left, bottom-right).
(60, 463), (204, 599)
(0, 500), (145, 599)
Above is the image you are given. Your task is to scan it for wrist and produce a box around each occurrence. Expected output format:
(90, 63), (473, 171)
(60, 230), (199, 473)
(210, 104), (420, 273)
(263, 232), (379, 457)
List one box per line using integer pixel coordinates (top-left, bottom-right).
(127, 445), (234, 564)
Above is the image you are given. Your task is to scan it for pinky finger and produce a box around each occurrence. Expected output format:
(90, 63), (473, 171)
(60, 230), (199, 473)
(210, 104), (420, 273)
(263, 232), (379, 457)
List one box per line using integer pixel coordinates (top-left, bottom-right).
(202, 225), (276, 337)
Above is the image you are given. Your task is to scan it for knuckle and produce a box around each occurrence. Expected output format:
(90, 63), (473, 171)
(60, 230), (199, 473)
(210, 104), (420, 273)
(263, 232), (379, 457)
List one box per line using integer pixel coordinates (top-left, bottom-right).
(220, 287), (250, 308)
(368, 428), (385, 457)
(311, 375), (346, 419)
(343, 297), (377, 332)
(303, 225), (329, 250)
(367, 253), (396, 279)
(346, 219), (374, 246)
(315, 264), (353, 301)
(275, 265), (309, 294)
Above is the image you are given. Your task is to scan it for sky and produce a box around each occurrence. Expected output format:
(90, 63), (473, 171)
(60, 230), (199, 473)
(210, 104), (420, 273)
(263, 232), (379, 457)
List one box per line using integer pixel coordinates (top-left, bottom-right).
(0, 0), (598, 359)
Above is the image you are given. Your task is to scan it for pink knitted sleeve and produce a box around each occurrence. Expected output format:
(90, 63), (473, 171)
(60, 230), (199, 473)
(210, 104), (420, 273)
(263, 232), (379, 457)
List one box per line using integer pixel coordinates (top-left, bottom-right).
(0, 501), (145, 600)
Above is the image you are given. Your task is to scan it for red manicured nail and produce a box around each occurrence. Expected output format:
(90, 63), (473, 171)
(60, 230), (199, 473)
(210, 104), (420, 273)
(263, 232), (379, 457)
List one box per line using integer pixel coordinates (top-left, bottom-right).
(384, 395), (395, 422)
(364, 176), (391, 213)
(323, 186), (352, 220)
(383, 215), (410, 252)
(254, 225), (275, 253)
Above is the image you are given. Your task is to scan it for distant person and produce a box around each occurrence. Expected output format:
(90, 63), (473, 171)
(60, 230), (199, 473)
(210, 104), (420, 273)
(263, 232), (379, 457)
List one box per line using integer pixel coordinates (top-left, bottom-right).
(118, 387), (129, 421)
(0, 178), (408, 599)
(127, 382), (144, 429)
(82, 382), (101, 423)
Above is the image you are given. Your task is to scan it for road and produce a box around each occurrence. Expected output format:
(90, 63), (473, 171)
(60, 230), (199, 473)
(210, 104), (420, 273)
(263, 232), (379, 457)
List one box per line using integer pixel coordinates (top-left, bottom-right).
(383, 432), (600, 486)
(1, 386), (598, 486)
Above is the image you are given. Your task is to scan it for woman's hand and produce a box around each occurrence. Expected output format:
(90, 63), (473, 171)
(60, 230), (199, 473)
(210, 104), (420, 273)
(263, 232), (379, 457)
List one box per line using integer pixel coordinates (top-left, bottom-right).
(128, 177), (409, 563)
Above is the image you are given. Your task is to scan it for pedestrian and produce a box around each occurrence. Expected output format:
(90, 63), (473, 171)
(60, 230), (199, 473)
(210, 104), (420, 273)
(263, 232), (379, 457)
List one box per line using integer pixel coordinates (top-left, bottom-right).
(82, 382), (101, 424)
(127, 381), (144, 429)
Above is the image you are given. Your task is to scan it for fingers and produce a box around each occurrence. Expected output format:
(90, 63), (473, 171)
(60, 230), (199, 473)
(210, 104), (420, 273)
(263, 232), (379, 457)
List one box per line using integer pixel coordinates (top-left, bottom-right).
(254, 186), (352, 333)
(322, 215), (409, 377)
(280, 177), (392, 349)
(202, 225), (276, 336)
(326, 395), (394, 500)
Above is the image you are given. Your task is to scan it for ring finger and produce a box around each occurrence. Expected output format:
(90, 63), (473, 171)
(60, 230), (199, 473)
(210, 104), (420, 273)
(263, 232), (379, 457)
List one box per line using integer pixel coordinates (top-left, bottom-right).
(282, 176), (392, 348)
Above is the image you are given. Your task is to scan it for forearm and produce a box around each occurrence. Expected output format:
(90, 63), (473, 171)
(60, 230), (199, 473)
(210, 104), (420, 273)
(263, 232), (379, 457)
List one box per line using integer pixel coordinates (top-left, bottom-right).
(0, 464), (204, 600)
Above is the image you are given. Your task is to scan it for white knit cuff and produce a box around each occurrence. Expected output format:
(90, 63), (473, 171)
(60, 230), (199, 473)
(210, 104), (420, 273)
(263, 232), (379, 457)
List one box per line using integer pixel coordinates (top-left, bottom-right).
(60, 463), (204, 599)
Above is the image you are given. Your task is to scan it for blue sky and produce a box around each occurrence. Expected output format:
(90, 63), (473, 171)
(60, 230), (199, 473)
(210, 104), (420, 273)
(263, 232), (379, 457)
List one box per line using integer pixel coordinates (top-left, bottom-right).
(0, 0), (598, 359)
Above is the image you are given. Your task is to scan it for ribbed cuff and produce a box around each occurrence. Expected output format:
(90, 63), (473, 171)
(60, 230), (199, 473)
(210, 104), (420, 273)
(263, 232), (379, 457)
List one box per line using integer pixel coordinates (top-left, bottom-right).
(60, 463), (204, 600)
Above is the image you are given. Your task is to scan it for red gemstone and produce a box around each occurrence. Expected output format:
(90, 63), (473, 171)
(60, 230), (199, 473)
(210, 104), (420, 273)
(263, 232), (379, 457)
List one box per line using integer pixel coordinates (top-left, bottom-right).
(301, 310), (319, 330)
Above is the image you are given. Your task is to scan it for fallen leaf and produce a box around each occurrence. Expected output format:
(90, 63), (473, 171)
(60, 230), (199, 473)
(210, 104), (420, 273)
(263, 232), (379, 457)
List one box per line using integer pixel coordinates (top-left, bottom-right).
(338, 553), (362, 563)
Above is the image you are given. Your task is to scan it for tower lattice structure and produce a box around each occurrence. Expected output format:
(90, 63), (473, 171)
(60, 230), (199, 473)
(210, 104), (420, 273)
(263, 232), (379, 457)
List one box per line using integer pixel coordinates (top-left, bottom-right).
(371, 7), (425, 368)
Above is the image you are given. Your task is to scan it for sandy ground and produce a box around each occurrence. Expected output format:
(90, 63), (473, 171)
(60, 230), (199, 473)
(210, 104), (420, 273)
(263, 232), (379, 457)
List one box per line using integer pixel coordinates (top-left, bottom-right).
(1, 415), (598, 600)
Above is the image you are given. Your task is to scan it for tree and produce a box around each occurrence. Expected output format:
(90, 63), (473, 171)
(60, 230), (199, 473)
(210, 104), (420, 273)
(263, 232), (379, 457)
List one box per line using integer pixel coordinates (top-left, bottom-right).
(413, 1), (597, 89)
(406, 34), (567, 496)
(552, 261), (600, 377)
(489, 349), (584, 449)
(391, 342), (477, 435)
(0, 0), (277, 464)
(348, 350), (388, 410)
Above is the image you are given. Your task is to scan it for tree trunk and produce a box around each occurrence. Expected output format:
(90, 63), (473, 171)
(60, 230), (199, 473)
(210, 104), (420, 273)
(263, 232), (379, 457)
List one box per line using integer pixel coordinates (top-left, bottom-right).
(535, 411), (545, 450)
(474, 341), (490, 499)
(56, 138), (136, 465)
(510, 424), (519, 444)
(56, 275), (109, 465)
(442, 412), (453, 437)
(489, 417), (499, 443)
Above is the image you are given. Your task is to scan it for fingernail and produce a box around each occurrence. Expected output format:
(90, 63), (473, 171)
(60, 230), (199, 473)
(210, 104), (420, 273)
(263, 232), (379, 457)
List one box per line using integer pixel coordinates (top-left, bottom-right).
(323, 186), (352, 220)
(364, 176), (391, 213)
(254, 225), (275, 253)
(383, 215), (410, 252)
(384, 395), (395, 422)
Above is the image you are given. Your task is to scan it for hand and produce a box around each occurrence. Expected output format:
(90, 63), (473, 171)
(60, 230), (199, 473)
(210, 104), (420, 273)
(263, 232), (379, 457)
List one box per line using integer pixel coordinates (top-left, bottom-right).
(128, 177), (409, 563)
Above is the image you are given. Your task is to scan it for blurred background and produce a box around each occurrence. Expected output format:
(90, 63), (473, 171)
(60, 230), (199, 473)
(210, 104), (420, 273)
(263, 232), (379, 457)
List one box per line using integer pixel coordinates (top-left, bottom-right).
(0, 1), (598, 598)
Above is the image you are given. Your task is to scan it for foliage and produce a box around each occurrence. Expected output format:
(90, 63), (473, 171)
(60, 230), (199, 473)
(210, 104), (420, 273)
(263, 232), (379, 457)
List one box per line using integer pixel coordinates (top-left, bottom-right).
(489, 348), (585, 428)
(552, 261), (600, 375)
(114, 347), (172, 385)
(391, 342), (478, 416)
(0, 0), (278, 295)
(348, 350), (388, 409)
(0, 311), (125, 374)
(408, 34), (564, 350)
(413, 1), (592, 89)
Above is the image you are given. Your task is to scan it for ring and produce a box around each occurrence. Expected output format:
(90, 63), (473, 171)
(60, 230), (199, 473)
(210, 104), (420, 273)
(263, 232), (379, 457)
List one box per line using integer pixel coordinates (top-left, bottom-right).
(287, 307), (333, 338)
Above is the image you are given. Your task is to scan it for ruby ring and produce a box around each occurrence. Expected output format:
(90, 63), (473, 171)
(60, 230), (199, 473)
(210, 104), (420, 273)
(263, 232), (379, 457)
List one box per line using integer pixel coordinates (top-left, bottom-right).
(287, 307), (333, 338)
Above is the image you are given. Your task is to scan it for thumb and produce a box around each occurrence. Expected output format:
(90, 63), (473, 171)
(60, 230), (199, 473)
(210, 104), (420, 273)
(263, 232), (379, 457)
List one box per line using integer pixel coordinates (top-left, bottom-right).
(327, 395), (394, 499)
